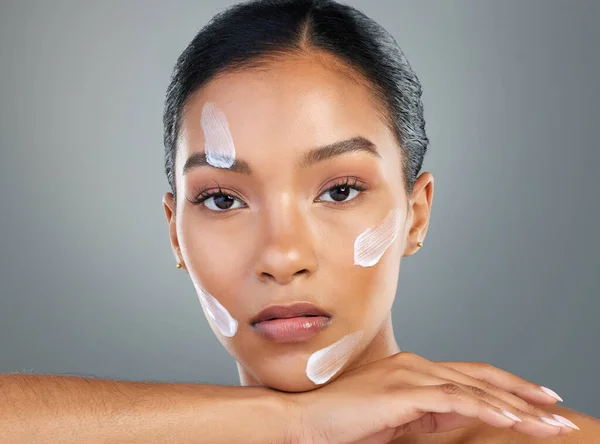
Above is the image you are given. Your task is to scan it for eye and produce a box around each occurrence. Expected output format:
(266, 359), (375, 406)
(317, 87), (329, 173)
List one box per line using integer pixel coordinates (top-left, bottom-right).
(202, 193), (245, 211)
(319, 185), (360, 202)
(317, 178), (367, 203)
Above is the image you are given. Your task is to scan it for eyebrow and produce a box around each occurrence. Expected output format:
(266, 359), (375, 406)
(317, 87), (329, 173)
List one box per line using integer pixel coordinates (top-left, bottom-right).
(181, 136), (381, 175)
(182, 153), (252, 175)
(298, 136), (381, 169)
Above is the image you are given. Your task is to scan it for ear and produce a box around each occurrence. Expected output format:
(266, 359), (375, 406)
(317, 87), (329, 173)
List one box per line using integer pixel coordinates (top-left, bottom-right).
(162, 192), (186, 271)
(402, 172), (434, 257)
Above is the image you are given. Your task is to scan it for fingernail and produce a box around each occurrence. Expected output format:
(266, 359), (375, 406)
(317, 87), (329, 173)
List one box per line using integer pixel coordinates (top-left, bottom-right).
(552, 414), (580, 430)
(500, 410), (522, 422)
(540, 416), (564, 427)
(540, 386), (563, 402)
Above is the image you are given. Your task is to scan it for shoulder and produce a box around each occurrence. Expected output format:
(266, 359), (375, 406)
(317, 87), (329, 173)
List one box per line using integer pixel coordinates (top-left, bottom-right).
(461, 404), (600, 444)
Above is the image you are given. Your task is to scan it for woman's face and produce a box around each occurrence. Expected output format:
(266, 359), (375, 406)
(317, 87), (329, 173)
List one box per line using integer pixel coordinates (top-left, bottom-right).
(163, 53), (433, 392)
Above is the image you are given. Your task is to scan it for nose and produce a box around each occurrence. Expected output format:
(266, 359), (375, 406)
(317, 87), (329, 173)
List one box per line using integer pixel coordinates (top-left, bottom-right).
(254, 198), (318, 285)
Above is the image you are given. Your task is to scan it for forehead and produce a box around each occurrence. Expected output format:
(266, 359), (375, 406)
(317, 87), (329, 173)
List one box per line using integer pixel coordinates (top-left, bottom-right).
(177, 54), (398, 171)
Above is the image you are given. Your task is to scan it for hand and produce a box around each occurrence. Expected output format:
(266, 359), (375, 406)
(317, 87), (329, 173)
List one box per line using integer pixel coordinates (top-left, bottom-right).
(435, 360), (562, 407)
(286, 352), (576, 444)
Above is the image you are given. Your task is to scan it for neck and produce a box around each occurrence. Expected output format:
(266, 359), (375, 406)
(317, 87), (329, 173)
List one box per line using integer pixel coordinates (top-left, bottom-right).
(237, 313), (401, 386)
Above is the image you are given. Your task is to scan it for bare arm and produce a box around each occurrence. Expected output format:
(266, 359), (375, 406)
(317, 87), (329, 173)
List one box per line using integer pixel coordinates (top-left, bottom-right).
(0, 374), (293, 444)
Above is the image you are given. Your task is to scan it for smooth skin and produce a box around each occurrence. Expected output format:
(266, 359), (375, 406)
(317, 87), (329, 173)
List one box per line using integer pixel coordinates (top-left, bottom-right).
(1, 52), (597, 443)
(161, 50), (599, 442)
(0, 363), (595, 444)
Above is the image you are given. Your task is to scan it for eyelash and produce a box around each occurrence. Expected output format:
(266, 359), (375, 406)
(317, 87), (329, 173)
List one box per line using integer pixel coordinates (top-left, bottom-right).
(187, 183), (243, 207)
(315, 176), (368, 202)
(187, 176), (368, 210)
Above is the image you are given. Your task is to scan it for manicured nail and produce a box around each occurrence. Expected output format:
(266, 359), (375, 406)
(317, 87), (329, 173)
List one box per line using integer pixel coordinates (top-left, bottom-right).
(552, 414), (580, 430)
(540, 416), (564, 427)
(540, 386), (563, 402)
(500, 410), (522, 422)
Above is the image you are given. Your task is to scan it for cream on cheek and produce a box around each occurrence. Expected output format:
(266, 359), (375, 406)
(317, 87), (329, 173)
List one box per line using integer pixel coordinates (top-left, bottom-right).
(200, 101), (236, 168)
(190, 102), (238, 337)
(353, 208), (402, 267)
(194, 280), (239, 338)
(306, 330), (363, 384)
(197, 104), (399, 372)
(304, 209), (401, 384)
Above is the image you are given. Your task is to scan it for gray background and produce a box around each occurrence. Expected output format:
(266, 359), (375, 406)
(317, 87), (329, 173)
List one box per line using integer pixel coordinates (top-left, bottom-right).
(0, 0), (598, 418)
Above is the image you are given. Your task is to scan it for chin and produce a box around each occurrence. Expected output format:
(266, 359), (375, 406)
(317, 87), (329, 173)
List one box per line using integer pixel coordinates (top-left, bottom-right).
(237, 355), (335, 393)
(256, 371), (325, 393)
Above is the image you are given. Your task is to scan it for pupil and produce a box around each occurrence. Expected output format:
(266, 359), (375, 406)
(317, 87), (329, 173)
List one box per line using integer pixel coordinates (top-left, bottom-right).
(330, 186), (350, 202)
(214, 194), (234, 209)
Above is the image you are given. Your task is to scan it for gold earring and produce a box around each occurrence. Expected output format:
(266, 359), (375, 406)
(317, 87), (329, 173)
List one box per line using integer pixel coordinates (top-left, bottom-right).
(176, 262), (182, 269)
(416, 241), (423, 248)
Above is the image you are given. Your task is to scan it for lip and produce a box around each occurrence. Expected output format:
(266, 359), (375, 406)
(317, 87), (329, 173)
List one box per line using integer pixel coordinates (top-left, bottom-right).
(250, 302), (332, 324)
(250, 302), (333, 343)
(252, 316), (332, 342)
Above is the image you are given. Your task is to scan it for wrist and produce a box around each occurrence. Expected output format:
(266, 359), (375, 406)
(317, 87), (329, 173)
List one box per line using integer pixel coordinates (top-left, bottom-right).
(242, 388), (306, 444)
(278, 391), (315, 444)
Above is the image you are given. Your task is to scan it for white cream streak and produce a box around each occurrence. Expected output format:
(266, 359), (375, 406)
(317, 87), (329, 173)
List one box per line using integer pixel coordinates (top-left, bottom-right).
(353, 209), (402, 267)
(196, 284), (238, 337)
(200, 102), (236, 168)
(306, 330), (363, 384)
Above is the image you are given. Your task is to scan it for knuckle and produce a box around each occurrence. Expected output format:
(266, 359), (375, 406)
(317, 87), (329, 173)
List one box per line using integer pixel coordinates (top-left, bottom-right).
(439, 383), (462, 396)
(387, 368), (413, 388)
(480, 379), (500, 393)
(468, 385), (489, 398)
(472, 362), (496, 377)
(397, 351), (428, 367)
(475, 398), (492, 413)
(391, 366), (411, 380)
(397, 351), (418, 361)
(524, 403), (545, 416)
(474, 361), (493, 370)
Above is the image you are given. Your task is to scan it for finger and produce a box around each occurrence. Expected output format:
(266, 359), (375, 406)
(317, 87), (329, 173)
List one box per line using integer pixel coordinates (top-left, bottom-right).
(390, 369), (574, 437)
(393, 412), (476, 437)
(456, 383), (576, 438)
(389, 383), (567, 439)
(436, 361), (562, 405)
(392, 412), (476, 439)
(406, 363), (572, 434)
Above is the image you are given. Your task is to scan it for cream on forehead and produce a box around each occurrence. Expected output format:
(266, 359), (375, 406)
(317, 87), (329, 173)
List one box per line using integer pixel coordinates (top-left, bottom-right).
(194, 281), (238, 337)
(200, 102), (236, 168)
(353, 209), (402, 267)
(306, 330), (363, 384)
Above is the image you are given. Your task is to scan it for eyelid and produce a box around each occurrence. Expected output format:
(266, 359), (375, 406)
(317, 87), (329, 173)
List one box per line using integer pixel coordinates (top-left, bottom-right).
(317, 176), (368, 195)
(187, 185), (247, 206)
(314, 176), (369, 206)
(186, 176), (368, 208)
(203, 193), (246, 211)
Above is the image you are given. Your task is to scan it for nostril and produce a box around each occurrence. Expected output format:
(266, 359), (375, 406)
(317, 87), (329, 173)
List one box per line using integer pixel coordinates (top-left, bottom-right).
(257, 268), (311, 284)
(260, 272), (276, 281)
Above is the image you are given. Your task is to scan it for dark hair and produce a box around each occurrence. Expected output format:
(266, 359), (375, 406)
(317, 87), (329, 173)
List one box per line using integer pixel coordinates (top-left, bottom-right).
(163, 0), (429, 203)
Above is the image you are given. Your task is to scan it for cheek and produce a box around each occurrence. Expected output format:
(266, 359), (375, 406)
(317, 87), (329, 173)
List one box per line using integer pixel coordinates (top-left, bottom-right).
(178, 215), (251, 329)
(341, 254), (400, 324)
(179, 214), (251, 274)
(316, 209), (403, 322)
(306, 329), (363, 384)
(196, 284), (238, 338)
(353, 209), (403, 267)
(317, 207), (403, 272)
